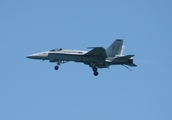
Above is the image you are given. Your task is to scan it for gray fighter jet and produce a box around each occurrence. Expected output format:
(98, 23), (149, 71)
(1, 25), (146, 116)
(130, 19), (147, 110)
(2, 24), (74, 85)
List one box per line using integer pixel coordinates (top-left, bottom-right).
(27, 39), (137, 76)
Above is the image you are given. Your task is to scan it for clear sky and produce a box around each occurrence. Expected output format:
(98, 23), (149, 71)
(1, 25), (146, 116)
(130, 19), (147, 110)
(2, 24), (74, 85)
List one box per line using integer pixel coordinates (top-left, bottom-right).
(1, 0), (172, 120)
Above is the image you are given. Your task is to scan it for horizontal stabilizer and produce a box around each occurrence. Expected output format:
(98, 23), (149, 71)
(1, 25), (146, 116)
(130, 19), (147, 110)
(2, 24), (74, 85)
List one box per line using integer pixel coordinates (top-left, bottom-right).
(115, 55), (135, 60)
(84, 47), (107, 58)
(125, 63), (137, 67)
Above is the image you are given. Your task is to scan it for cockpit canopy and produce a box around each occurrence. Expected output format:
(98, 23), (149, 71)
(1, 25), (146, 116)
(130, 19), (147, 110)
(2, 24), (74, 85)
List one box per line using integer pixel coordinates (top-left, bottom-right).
(50, 48), (62, 51)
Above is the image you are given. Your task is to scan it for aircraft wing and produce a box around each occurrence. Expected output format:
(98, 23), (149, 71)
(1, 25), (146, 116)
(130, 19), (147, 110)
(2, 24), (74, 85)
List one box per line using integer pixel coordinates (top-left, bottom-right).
(84, 47), (107, 58)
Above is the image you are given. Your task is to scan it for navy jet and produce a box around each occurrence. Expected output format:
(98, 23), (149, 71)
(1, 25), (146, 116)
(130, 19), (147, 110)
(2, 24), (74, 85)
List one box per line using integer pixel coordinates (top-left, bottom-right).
(27, 39), (137, 76)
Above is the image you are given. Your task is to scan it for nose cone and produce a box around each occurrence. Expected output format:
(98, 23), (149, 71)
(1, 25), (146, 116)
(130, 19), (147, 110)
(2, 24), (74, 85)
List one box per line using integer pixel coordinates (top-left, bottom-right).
(26, 54), (38, 59)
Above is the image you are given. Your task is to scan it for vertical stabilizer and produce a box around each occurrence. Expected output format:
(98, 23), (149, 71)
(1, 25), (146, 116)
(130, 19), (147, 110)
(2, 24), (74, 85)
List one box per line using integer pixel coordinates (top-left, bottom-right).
(106, 39), (123, 57)
(120, 45), (125, 55)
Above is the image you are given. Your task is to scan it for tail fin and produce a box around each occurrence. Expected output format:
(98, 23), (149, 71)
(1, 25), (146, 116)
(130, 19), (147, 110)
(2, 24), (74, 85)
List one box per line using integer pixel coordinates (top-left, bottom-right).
(106, 39), (123, 57)
(120, 45), (125, 55)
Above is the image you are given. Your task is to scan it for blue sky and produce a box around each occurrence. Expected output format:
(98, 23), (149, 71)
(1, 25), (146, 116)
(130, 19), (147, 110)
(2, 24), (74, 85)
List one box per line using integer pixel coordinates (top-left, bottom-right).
(1, 0), (172, 120)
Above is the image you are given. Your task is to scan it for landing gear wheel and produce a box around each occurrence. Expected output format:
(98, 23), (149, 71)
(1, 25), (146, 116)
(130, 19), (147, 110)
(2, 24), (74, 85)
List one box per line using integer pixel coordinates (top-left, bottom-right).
(54, 66), (59, 70)
(93, 72), (98, 76)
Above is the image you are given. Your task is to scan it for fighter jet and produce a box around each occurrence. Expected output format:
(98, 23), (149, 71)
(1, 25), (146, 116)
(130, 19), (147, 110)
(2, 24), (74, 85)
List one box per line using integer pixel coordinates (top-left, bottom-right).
(27, 39), (137, 76)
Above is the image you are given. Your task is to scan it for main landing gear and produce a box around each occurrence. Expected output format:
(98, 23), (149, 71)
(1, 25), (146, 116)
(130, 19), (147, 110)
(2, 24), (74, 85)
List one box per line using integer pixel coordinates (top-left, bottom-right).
(92, 67), (98, 76)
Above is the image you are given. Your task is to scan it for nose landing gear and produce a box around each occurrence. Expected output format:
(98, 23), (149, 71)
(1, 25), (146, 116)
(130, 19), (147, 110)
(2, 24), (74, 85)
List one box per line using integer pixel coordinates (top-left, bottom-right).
(54, 60), (61, 70)
(54, 65), (59, 70)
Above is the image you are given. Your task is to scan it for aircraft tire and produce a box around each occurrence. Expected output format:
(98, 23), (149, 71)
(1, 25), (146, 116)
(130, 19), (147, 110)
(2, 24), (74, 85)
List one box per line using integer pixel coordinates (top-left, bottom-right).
(54, 66), (59, 70)
(93, 72), (98, 76)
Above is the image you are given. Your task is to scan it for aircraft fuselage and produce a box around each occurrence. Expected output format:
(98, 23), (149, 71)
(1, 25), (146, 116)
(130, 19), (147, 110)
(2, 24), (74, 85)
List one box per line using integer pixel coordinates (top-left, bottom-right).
(27, 50), (105, 63)
(27, 39), (137, 76)
(27, 50), (133, 66)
